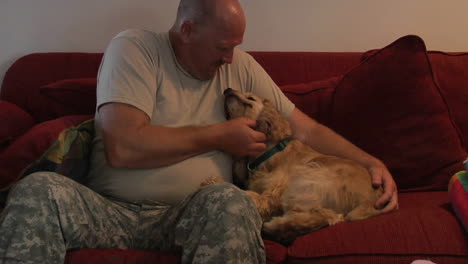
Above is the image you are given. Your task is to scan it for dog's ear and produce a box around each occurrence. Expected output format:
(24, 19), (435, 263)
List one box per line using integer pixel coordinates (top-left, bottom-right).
(257, 99), (292, 142)
(256, 119), (272, 137)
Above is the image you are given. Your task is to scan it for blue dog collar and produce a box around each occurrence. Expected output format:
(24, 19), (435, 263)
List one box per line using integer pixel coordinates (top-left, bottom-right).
(247, 138), (291, 172)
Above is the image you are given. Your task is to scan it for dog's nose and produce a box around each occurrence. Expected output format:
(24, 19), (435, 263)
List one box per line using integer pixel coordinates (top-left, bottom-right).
(224, 88), (233, 95)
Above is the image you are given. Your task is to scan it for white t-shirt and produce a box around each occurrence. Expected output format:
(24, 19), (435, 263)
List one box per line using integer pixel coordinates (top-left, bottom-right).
(86, 29), (295, 205)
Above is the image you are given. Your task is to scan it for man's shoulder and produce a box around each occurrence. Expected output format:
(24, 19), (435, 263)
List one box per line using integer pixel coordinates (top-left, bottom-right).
(107, 29), (169, 61)
(233, 48), (253, 62)
(112, 29), (167, 46)
(115, 28), (154, 36)
(230, 48), (256, 70)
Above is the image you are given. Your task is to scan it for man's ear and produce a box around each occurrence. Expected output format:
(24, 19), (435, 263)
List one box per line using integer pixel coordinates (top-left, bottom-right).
(180, 20), (194, 43)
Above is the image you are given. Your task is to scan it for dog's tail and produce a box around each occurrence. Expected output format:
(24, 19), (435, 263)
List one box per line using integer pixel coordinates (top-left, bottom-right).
(262, 207), (344, 244)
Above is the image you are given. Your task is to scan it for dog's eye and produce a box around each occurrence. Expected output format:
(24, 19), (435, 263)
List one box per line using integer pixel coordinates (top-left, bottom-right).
(247, 96), (256, 101)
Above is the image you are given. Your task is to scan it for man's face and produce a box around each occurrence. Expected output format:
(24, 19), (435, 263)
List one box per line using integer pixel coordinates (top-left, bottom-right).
(187, 21), (245, 80)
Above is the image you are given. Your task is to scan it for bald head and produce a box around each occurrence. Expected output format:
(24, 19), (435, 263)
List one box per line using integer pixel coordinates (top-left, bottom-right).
(169, 0), (246, 80)
(174, 0), (245, 32)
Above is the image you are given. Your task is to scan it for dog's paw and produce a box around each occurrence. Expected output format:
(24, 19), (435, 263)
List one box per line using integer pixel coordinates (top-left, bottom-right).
(328, 213), (344, 225)
(200, 175), (224, 187)
(262, 220), (297, 246)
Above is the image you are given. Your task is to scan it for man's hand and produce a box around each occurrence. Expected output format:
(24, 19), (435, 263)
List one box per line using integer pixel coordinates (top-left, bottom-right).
(368, 162), (399, 213)
(218, 117), (267, 157)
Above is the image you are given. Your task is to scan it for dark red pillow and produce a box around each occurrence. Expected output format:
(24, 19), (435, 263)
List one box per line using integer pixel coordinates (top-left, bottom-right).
(281, 76), (341, 126)
(362, 50), (468, 154)
(428, 51), (468, 152)
(330, 35), (467, 191)
(0, 100), (35, 149)
(39, 78), (97, 116)
(360, 49), (379, 62)
(0, 115), (92, 191)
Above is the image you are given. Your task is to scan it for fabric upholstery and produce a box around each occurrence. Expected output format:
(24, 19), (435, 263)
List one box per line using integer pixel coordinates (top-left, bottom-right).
(65, 249), (180, 264)
(428, 51), (468, 152)
(40, 78), (97, 117)
(0, 100), (35, 150)
(0, 52), (102, 122)
(330, 35), (467, 191)
(361, 50), (468, 153)
(65, 240), (288, 264)
(287, 192), (468, 264)
(281, 76), (341, 125)
(249, 52), (361, 85)
(0, 115), (92, 191)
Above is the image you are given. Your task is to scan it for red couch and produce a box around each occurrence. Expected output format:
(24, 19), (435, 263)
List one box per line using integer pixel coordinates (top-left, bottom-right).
(1, 35), (467, 263)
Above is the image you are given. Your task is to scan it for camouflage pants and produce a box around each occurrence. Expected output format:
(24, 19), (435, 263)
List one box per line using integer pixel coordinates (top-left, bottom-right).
(0, 172), (265, 264)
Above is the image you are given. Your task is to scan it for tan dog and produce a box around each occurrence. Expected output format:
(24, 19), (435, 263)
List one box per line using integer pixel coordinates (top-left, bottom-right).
(223, 88), (383, 244)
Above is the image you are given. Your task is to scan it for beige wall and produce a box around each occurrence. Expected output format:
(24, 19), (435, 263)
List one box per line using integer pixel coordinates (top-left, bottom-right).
(1, 0), (468, 91)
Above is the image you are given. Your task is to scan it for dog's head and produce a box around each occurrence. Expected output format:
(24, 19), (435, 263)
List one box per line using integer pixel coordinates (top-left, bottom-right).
(224, 88), (291, 142)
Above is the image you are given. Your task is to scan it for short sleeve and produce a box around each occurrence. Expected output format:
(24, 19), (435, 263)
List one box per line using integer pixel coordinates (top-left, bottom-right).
(96, 30), (158, 118)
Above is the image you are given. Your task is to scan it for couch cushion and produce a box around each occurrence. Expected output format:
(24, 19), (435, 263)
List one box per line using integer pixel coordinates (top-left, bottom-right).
(330, 35), (467, 191)
(0, 115), (92, 191)
(281, 76), (341, 125)
(0, 100), (35, 150)
(287, 192), (468, 264)
(65, 240), (287, 264)
(428, 51), (468, 152)
(65, 249), (180, 264)
(40, 77), (97, 117)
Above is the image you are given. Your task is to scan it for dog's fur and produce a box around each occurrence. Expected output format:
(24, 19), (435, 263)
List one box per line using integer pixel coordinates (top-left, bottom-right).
(221, 88), (384, 244)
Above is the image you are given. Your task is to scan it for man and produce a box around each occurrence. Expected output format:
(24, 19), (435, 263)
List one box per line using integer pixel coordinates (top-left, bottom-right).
(0, 0), (398, 263)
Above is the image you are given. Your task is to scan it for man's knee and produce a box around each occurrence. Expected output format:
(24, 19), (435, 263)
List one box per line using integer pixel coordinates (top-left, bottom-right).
(197, 183), (260, 217)
(8, 172), (66, 201)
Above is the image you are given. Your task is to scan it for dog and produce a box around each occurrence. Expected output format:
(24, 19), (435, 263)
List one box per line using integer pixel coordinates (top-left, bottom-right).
(222, 88), (384, 244)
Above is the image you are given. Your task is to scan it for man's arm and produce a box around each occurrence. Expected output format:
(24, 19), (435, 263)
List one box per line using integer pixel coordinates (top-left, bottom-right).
(287, 107), (399, 213)
(97, 102), (267, 169)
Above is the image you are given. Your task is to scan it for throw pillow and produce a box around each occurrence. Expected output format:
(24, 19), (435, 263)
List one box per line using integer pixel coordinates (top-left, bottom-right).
(0, 115), (93, 191)
(448, 169), (468, 232)
(0, 100), (35, 149)
(362, 50), (468, 153)
(360, 49), (379, 62)
(39, 77), (97, 116)
(22, 118), (94, 185)
(281, 76), (341, 126)
(330, 35), (466, 191)
(428, 51), (468, 152)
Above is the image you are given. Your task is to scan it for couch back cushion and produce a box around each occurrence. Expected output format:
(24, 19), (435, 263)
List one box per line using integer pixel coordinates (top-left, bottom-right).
(330, 35), (466, 191)
(0, 53), (103, 122)
(39, 77), (97, 117)
(1, 52), (361, 123)
(250, 51), (362, 85)
(428, 51), (468, 153)
(281, 76), (341, 125)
